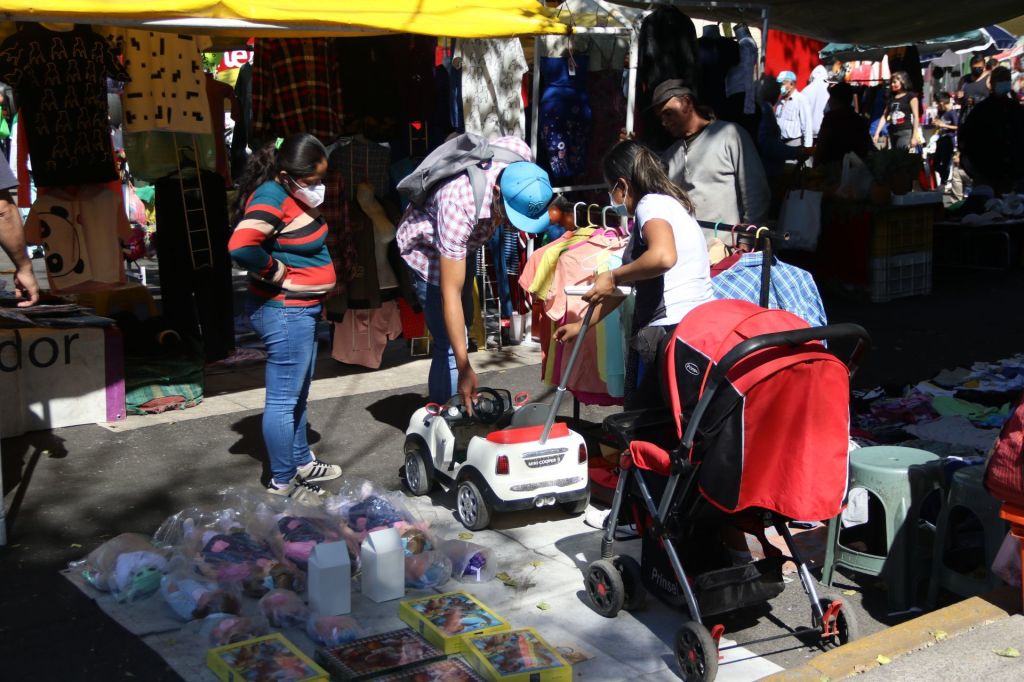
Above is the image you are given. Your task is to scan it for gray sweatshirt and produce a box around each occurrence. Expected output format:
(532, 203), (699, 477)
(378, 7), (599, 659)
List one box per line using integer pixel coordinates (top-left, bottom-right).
(661, 119), (770, 234)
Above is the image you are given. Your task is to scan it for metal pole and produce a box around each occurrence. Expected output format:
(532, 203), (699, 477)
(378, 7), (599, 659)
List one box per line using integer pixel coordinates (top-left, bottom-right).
(760, 7), (770, 78)
(530, 35), (542, 162)
(0, 437), (6, 546)
(626, 24), (639, 135)
(540, 302), (596, 444)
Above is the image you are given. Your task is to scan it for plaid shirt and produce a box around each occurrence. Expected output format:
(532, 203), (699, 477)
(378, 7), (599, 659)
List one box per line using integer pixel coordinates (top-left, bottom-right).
(712, 252), (827, 328)
(396, 136), (532, 285)
(252, 38), (343, 142)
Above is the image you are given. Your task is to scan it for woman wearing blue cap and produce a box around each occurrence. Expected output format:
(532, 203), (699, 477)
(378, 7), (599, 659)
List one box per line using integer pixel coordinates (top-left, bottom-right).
(396, 136), (554, 411)
(554, 140), (713, 409)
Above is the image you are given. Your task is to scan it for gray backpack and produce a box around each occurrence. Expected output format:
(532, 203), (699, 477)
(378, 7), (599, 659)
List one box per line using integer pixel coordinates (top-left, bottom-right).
(396, 133), (526, 221)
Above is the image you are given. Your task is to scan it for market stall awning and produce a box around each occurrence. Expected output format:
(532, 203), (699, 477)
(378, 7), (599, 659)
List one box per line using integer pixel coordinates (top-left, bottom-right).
(1, 0), (569, 38)
(820, 30), (993, 62)
(624, 0), (1024, 45)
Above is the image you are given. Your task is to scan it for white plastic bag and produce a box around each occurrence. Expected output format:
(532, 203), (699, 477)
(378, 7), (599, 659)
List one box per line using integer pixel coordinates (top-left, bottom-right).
(778, 189), (823, 252)
(837, 152), (874, 201)
(441, 539), (496, 583)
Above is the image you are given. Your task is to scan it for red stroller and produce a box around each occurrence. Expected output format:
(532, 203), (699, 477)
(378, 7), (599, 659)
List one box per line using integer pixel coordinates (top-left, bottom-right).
(584, 299), (870, 681)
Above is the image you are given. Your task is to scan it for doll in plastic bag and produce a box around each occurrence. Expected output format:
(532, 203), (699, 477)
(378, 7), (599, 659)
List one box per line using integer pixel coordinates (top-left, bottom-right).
(306, 615), (362, 647)
(259, 588), (308, 628)
(160, 556), (242, 621)
(440, 539), (497, 583)
(71, 533), (170, 602)
(201, 613), (271, 647)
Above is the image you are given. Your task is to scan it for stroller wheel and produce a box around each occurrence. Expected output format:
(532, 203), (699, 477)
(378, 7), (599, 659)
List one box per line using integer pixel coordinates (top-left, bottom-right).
(674, 621), (718, 682)
(615, 555), (647, 611)
(584, 559), (625, 618)
(456, 479), (492, 530)
(814, 595), (861, 648)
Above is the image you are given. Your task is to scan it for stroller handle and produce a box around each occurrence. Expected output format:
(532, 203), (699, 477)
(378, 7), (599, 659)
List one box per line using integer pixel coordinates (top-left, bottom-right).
(680, 323), (871, 450)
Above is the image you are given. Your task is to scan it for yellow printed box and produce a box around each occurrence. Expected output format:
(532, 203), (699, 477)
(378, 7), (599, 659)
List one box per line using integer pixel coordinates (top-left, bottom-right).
(461, 628), (572, 682)
(398, 591), (510, 655)
(207, 632), (329, 682)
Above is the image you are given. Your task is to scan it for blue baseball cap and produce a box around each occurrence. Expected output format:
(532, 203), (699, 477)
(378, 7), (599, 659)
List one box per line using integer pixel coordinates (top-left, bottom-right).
(777, 70), (797, 84)
(500, 162), (553, 234)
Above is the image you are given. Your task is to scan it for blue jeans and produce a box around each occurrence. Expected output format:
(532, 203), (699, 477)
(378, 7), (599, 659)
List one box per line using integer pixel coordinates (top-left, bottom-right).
(247, 297), (320, 484)
(410, 273), (459, 404)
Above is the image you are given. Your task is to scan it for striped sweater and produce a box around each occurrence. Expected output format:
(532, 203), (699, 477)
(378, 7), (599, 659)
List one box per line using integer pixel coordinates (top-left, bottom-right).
(228, 180), (336, 307)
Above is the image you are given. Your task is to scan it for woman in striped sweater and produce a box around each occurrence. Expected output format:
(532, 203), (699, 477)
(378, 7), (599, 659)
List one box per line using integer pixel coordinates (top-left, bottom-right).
(229, 133), (341, 506)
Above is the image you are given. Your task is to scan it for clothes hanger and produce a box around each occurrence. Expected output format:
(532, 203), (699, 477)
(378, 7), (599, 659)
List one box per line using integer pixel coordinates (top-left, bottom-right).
(586, 203), (602, 229)
(573, 202), (589, 230)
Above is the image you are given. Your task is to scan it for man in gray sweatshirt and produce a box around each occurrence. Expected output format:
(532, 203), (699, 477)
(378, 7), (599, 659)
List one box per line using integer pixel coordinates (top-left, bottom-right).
(651, 79), (770, 236)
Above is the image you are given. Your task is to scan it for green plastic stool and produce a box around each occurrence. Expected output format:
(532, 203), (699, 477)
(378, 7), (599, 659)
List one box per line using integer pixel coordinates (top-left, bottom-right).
(822, 446), (944, 611)
(927, 465), (1007, 607)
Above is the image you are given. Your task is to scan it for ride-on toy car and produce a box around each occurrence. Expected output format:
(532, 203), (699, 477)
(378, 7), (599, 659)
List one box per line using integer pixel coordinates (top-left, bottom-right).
(402, 287), (627, 530)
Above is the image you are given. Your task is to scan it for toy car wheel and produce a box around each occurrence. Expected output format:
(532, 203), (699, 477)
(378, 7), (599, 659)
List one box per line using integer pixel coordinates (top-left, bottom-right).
(674, 621), (718, 682)
(404, 449), (433, 496)
(584, 558), (625, 618)
(615, 555), (647, 611)
(814, 594), (860, 649)
(456, 479), (492, 530)
(560, 490), (590, 516)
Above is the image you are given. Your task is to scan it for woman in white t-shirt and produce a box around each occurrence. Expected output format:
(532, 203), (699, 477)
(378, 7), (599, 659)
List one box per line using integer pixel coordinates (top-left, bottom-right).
(555, 140), (713, 408)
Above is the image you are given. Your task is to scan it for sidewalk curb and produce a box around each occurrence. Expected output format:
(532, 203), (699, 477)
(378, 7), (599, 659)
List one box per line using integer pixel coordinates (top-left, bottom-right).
(761, 587), (1021, 681)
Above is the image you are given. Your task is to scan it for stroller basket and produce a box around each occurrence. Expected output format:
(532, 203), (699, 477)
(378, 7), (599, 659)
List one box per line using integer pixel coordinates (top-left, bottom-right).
(694, 558), (785, 617)
(640, 527), (785, 617)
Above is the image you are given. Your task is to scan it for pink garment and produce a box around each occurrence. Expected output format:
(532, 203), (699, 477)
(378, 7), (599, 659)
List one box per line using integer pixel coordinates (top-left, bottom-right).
(544, 236), (626, 321)
(517, 230), (579, 295)
(331, 300), (403, 369)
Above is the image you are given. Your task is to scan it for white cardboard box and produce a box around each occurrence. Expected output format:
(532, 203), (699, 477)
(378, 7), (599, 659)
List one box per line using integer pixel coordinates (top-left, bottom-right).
(308, 541), (351, 615)
(360, 527), (405, 603)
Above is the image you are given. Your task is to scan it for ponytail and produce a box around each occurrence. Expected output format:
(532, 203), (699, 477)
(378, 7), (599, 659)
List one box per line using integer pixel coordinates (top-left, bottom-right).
(232, 133), (328, 223)
(602, 140), (695, 215)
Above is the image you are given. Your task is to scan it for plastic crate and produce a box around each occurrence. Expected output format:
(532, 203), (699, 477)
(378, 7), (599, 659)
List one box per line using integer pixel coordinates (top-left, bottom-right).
(869, 206), (935, 257)
(868, 250), (932, 302)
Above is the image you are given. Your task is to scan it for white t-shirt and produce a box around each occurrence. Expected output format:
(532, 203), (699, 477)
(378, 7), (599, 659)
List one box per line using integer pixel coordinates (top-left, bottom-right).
(634, 194), (713, 326)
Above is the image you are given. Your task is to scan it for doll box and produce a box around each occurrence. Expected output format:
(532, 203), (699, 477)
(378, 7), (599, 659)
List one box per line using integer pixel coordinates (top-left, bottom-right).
(375, 655), (485, 681)
(461, 628), (572, 682)
(206, 632), (328, 682)
(316, 628), (443, 680)
(398, 591), (510, 655)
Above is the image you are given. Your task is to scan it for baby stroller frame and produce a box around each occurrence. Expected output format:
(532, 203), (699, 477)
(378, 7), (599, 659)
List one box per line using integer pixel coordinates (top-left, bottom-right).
(583, 230), (871, 681)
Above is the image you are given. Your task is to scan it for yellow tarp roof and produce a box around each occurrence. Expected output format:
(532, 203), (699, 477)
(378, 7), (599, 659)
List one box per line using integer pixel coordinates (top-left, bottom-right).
(2, 0), (569, 38)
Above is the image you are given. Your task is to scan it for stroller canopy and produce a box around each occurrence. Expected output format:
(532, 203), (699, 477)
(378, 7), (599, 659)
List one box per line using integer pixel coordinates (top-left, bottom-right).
(665, 300), (852, 521)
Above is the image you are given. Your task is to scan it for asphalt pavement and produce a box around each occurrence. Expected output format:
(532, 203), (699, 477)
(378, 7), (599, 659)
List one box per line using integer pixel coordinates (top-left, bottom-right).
(2, 254), (1024, 679)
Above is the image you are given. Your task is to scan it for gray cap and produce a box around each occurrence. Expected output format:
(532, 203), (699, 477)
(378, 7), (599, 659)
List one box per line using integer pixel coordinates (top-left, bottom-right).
(649, 79), (695, 110)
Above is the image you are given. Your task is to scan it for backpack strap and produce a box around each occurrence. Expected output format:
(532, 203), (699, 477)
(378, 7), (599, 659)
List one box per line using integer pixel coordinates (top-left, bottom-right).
(465, 146), (528, 222)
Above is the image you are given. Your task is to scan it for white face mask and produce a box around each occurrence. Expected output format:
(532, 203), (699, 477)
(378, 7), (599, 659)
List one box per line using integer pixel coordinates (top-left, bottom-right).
(608, 184), (630, 217)
(289, 177), (325, 207)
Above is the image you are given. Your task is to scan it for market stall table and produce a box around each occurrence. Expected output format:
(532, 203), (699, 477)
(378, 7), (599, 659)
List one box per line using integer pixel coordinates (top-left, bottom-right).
(933, 219), (1024, 271)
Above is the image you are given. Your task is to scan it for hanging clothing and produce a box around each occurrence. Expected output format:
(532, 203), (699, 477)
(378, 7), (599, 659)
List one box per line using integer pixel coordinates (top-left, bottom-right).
(637, 8), (700, 151)
(764, 30), (827, 88)
(539, 55), (592, 180)
(584, 70), (628, 184)
(231, 62), (253, 181)
(331, 301), (403, 369)
(24, 185), (132, 291)
(711, 252), (827, 328)
(697, 30), (740, 118)
(251, 38), (344, 143)
(156, 170), (235, 361)
(455, 39), (529, 140)
(725, 29), (758, 116)
(105, 29), (213, 135)
(0, 23), (127, 187)
(205, 73), (235, 187)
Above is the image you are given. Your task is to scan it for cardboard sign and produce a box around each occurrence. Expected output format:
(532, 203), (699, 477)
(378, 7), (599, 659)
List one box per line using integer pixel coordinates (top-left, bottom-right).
(0, 326), (124, 436)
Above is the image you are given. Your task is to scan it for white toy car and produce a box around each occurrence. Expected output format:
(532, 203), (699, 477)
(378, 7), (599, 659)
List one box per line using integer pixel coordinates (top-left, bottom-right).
(402, 387), (590, 530)
(402, 287), (629, 530)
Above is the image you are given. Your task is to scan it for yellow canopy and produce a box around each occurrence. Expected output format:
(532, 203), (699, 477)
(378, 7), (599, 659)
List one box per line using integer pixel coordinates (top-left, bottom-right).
(3, 0), (569, 38)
